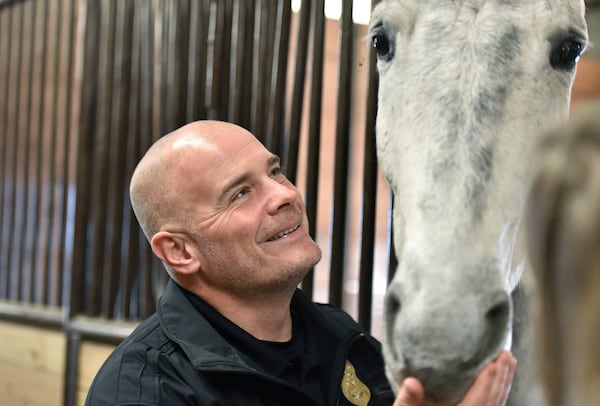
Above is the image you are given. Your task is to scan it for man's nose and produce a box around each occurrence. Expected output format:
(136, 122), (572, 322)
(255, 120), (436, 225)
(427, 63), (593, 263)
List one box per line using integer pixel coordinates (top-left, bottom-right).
(265, 179), (298, 214)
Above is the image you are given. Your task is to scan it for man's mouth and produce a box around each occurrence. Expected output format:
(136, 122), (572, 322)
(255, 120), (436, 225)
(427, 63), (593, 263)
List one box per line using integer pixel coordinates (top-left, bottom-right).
(267, 224), (300, 241)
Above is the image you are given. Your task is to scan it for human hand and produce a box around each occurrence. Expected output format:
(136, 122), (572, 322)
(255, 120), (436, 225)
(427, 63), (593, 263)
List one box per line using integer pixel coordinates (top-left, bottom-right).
(392, 376), (425, 406)
(457, 351), (516, 406)
(392, 351), (517, 406)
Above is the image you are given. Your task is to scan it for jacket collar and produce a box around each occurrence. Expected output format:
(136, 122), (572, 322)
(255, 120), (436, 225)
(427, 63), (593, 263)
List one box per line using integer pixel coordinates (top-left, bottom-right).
(156, 279), (368, 371)
(157, 280), (250, 371)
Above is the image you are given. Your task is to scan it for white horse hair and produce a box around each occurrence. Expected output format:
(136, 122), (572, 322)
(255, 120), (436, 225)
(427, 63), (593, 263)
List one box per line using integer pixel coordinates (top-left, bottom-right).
(368, 1), (588, 405)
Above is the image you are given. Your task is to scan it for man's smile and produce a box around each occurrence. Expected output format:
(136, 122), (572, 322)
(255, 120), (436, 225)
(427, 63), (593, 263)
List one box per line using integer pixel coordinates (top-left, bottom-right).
(266, 224), (300, 242)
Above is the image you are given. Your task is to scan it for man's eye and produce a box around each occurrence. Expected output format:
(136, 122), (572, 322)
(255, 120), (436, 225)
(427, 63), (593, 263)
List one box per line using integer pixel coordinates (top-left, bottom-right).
(270, 167), (283, 177)
(232, 188), (249, 201)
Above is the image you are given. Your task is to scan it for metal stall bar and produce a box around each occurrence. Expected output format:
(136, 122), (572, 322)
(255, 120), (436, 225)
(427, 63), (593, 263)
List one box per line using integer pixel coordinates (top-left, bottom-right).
(164, 0), (191, 131)
(328, 0), (354, 308)
(209, 0), (233, 121)
(186, 0), (210, 122)
(229, 0), (254, 128)
(102, 0), (135, 319)
(266, 0), (292, 158)
(358, 30), (380, 333)
(31, 0), (50, 304)
(70, 0), (101, 317)
(44, 0), (62, 307)
(251, 0), (277, 141)
(57, 0), (78, 309)
(88, 0), (117, 317)
(285, 0), (311, 186)
(18, 0), (39, 303)
(142, 0), (164, 318)
(121, 0), (145, 320)
(15, 0), (35, 302)
(6, 2), (26, 301)
(0, 2), (13, 298)
(301, 0), (325, 299)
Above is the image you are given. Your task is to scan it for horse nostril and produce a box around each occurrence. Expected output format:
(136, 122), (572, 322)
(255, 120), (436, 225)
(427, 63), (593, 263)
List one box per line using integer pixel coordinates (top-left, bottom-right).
(485, 295), (510, 325)
(473, 292), (512, 362)
(387, 293), (402, 316)
(483, 293), (511, 350)
(383, 289), (404, 366)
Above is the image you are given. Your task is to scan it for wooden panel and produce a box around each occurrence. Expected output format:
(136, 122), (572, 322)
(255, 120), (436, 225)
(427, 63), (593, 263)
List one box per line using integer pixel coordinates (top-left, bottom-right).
(76, 389), (87, 406)
(0, 320), (65, 373)
(0, 363), (63, 406)
(76, 340), (116, 403)
(0, 321), (65, 406)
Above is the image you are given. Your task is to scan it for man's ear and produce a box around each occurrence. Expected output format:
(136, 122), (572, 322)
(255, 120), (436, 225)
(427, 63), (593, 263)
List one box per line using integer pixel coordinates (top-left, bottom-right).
(151, 231), (201, 275)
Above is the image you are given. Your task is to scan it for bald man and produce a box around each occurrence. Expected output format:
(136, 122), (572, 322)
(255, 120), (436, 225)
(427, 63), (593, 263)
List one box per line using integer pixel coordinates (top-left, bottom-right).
(86, 121), (515, 406)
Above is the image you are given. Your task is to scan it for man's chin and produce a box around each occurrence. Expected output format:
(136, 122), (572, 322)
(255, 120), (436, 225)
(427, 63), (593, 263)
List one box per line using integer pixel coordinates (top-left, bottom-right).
(289, 244), (322, 269)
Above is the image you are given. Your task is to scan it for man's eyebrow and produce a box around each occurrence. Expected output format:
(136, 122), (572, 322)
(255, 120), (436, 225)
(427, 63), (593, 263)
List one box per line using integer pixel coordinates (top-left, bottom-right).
(217, 154), (282, 203)
(268, 154), (281, 167)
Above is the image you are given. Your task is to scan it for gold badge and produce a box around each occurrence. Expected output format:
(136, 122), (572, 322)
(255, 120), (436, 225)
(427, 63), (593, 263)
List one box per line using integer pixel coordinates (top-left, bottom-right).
(341, 360), (371, 406)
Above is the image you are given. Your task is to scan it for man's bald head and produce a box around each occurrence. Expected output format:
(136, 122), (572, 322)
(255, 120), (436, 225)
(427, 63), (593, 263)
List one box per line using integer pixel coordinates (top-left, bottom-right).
(129, 120), (257, 241)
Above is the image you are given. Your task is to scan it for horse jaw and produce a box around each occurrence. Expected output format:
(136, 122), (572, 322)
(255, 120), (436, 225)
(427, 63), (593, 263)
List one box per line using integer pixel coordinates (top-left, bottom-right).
(370, 0), (587, 403)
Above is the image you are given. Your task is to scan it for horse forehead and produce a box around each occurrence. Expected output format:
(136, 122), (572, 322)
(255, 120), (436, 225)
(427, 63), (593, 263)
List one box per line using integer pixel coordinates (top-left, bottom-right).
(374, 0), (583, 8)
(376, 22), (528, 221)
(371, 0), (585, 22)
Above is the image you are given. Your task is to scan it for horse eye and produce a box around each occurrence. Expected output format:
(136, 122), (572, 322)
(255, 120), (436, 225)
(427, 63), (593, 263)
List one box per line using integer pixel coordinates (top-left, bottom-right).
(372, 34), (394, 61)
(550, 39), (585, 70)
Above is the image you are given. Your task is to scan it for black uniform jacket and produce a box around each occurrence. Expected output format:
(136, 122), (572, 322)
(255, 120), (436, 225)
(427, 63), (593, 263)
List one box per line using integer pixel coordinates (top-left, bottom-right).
(85, 280), (394, 406)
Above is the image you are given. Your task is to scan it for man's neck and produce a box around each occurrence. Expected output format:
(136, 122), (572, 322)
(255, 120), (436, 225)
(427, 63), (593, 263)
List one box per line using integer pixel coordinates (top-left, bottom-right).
(188, 284), (296, 342)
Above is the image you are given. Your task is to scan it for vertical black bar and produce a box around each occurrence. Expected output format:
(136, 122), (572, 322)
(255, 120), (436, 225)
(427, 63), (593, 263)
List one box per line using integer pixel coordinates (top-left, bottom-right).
(142, 0), (160, 319)
(251, 0), (276, 140)
(221, 0), (234, 122)
(90, 0), (116, 317)
(121, 0), (137, 320)
(358, 45), (380, 332)
(227, 0), (245, 126)
(0, 5), (13, 298)
(71, 0), (101, 316)
(17, 0), (37, 302)
(285, 0), (311, 184)
(186, 0), (209, 121)
(31, 0), (50, 303)
(99, 0), (119, 317)
(387, 195), (397, 284)
(63, 330), (81, 406)
(329, 0), (354, 308)
(210, 0), (233, 121)
(44, 0), (63, 306)
(8, 2), (25, 300)
(166, 0), (190, 129)
(104, 0), (135, 319)
(140, 0), (154, 144)
(58, 0), (77, 309)
(301, 0), (325, 299)
(251, 0), (266, 136)
(134, 0), (157, 319)
(236, 0), (257, 129)
(158, 0), (169, 135)
(239, 0), (256, 129)
(266, 0), (291, 157)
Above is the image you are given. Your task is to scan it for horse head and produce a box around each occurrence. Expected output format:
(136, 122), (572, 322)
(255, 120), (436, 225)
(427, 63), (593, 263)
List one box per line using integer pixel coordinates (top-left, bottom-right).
(368, 0), (587, 403)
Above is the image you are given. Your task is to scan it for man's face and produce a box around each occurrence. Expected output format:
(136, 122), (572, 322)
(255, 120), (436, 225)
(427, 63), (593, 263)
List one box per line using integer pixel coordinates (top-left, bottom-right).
(172, 125), (322, 297)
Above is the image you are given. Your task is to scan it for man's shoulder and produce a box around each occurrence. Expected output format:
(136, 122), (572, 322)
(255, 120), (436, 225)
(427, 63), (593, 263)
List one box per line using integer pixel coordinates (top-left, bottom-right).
(85, 313), (177, 405)
(115, 312), (169, 349)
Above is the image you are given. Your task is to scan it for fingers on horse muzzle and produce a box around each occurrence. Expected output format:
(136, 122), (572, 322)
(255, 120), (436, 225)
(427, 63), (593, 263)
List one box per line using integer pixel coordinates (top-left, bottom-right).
(383, 287), (512, 401)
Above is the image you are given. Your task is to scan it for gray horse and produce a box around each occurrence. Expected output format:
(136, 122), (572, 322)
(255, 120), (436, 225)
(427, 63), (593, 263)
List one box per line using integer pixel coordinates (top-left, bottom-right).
(368, 0), (588, 404)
